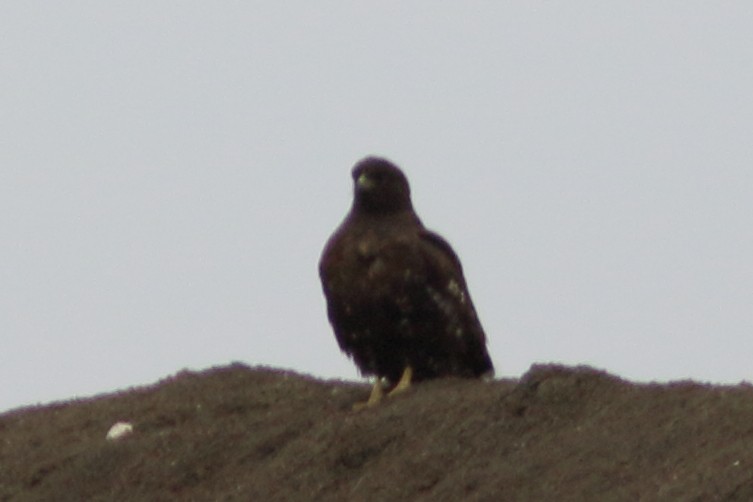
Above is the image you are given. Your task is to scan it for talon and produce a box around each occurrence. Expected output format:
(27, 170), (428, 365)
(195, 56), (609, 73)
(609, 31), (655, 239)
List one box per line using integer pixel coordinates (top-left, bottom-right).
(353, 378), (384, 410)
(388, 366), (413, 397)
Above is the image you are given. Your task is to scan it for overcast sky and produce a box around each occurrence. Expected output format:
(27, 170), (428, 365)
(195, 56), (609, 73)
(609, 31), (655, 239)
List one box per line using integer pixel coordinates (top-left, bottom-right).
(2, 3), (752, 413)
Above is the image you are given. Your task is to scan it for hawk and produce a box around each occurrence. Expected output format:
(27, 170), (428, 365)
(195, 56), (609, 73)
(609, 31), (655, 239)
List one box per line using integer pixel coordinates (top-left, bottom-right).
(319, 157), (494, 408)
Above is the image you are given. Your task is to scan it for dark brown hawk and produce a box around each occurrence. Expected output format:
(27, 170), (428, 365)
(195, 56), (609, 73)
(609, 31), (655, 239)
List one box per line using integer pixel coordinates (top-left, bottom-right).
(319, 157), (494, 407)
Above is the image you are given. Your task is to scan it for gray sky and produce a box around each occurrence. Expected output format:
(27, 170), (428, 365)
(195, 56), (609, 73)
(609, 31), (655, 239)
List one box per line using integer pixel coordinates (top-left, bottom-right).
(2, 3), (753, 413)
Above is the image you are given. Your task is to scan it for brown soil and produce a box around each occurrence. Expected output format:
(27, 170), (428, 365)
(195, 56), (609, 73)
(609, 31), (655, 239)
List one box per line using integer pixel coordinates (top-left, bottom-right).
(2, 363), (753, 501)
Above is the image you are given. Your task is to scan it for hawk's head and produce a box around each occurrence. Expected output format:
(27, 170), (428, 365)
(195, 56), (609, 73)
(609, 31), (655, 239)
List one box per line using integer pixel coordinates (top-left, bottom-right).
(351, 157), (413, 215)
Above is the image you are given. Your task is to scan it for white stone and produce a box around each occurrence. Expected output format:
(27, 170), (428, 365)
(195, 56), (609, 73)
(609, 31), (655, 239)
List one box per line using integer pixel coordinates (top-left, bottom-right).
(106, 421), (134, 441)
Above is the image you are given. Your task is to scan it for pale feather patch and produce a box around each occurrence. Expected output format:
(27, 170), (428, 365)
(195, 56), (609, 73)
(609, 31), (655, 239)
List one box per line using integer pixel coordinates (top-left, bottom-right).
(447, 279), (466, 304)
(426, 286), (456, 319)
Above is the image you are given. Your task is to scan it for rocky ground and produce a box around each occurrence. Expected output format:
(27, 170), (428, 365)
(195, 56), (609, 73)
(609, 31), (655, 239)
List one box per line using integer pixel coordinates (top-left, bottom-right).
(2, 363), (753, 501)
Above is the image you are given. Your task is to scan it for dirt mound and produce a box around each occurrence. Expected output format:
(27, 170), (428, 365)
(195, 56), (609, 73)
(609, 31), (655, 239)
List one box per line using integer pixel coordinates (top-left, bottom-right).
(2, 363), (753, 501)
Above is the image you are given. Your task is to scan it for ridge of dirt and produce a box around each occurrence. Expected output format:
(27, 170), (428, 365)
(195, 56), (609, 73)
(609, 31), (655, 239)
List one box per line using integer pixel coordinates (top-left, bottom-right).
(2, 363), (753, 501)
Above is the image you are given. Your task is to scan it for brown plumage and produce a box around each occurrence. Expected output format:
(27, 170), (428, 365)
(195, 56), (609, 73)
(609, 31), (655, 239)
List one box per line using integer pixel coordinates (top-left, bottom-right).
(319, 157), (493, 406)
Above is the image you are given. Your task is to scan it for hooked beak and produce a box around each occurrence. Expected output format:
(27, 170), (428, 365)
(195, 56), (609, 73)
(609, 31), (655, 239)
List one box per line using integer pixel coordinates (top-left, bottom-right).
(357, 172), (375, 190)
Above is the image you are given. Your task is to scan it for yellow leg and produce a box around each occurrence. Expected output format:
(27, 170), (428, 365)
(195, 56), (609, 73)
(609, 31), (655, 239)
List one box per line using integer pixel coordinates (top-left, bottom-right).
(353, 378), (384, 410)
(387, 366), (413, 397)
